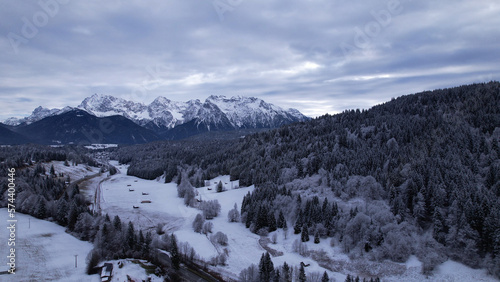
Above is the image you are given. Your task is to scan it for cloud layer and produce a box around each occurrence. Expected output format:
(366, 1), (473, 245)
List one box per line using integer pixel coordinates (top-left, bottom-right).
(1, 0), (499, 120)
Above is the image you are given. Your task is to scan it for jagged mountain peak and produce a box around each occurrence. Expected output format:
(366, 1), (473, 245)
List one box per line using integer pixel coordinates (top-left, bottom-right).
(3, 106), (73, 126)
(4, 94), (310, 139)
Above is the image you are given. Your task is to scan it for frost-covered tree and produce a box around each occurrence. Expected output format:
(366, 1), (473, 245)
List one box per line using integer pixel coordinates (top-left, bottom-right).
(200, 200), (221, 219)
(202, 221), (213, 234)
(193, 213), (205, 233)
(228, 203), (241, 222)
(211, 231), (228, 246)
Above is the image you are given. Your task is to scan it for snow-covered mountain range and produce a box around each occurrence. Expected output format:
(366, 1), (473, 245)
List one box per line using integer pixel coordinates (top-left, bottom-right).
(4, 106), (73, 126)
(4, 94), (309, 136)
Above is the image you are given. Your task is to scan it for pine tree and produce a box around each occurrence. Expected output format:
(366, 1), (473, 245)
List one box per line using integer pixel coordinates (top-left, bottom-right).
(126, 221), (136, 250)
(176, 172), (182, 185)
(282, 262), (291, 282)
(50, 164), (55, 176)
(322, 271), (329, 282)
(273, 268), (280, 282)
(294, 220), (302, 234)
(113, 215), (122, 231)
(56, 199), (68, 225)
(268, 213), (277, 232)
(259, 252), (274, 282)
(314, 232), (320, 244)
(301, 226), (309, 242)
(144, 231), (152, 255)
(322, 198), (331, 219)
(277, 210), (286, 228)
(170, 234), (180, 270)
(217, 180), (223, 193)
(36, 198), (46, 219)
(67, 203), (78, 231)
(256, 206), (269, 232)
(294, 210), (303, 234)
(299, 264), (306, 282)
(138, 230), (145, 252)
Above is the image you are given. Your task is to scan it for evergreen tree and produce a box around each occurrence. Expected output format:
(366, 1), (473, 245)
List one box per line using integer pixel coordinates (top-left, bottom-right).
(294, 211), (303, 234)
(126, 221), (136, 250)
(259, 252), (274, 282)
(282, 262), (291, 282)
(170, 234), (180, 270)
(144, 231), (152, 256)
(138, 230), (145, 252)
(50, 164), (55, 176)
(273, 268), (280, 282)
(176, 172), (182, 186)
(268, 213), (277, 232)
(256, 206), (269, 232)
(113, 215), (122, 231)
(314, 232), (320, 244)
(67, 203), (78, 231)
(36, 198), (46, 219)
(294, 220), (302, 234)
(217, 180), (223, 193)
(56, 199), (68, 225)
(301, 226), (309, 242)
(322, 271), (329, 282)
(298, 264), (306, 282)
(277, 210), (286, 228)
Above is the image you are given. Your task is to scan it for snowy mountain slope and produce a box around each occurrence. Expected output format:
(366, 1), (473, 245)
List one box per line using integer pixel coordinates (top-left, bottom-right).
(79, 93), (309, 130)
(4, 94), (310, 131)
(3, 106), (73, 126)
(79, 94), (150, 124)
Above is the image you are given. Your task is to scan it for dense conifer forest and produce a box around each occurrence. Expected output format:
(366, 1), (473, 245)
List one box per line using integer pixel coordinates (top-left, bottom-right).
(1, 82), (499, 279)
(115, 82), (500, 276)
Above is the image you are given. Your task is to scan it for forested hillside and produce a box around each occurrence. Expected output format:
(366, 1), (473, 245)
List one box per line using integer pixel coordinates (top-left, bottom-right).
(117, 82), (500, 276)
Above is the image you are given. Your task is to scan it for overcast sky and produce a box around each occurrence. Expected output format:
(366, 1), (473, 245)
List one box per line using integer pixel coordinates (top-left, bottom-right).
(1, 0), (499, 120)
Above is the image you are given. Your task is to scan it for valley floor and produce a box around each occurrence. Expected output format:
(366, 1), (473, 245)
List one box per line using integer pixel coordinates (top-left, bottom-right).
(2, 161), (496, 281)
(95, 162), (498, 282)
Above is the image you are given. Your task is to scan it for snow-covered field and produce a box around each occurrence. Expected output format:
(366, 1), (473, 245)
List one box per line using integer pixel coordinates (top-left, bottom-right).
(7, 160), (494, 281)
(41, 160), (100, 181)
(97, 162), (499, 281)
(0, 209), (99, 281)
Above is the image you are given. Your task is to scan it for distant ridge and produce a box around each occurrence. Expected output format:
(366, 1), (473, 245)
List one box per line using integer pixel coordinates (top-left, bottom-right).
(2, 94), (310, 143)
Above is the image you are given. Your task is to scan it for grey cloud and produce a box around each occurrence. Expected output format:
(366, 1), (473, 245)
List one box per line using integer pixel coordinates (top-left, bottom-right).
(1, 0), (499, 120)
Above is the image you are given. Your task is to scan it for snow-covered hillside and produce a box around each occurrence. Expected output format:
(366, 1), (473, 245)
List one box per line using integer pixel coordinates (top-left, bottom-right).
(0, 210), (98, 281)
(93, 163), (498, 281)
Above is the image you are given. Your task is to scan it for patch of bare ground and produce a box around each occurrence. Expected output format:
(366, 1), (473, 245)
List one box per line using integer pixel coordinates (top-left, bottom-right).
(258, 237), (284, 257)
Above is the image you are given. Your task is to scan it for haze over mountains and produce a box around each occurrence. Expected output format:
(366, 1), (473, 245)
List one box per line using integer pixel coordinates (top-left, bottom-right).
(1, 94), (309, 144)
